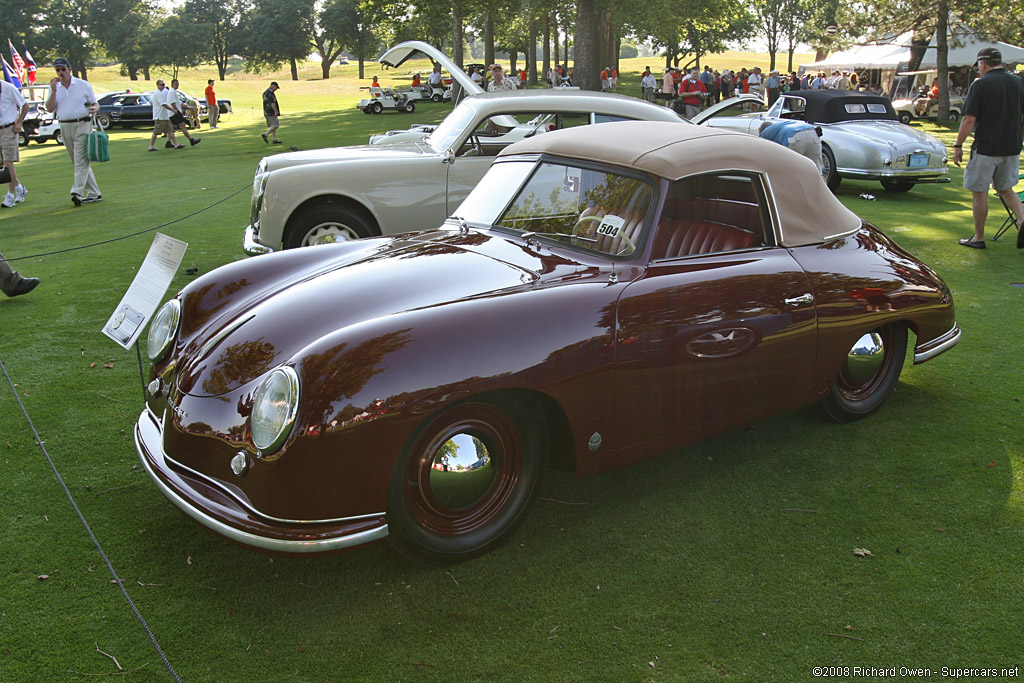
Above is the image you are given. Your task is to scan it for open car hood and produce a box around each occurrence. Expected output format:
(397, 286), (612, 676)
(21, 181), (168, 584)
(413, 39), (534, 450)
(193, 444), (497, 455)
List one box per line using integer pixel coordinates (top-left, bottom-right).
(378, 41), (483, 99)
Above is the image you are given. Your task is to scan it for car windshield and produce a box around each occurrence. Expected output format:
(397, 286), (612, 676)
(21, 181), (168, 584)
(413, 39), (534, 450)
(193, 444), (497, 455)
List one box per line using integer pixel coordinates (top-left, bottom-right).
(426, 102), (485, 152)
(491, 160), (653, 258)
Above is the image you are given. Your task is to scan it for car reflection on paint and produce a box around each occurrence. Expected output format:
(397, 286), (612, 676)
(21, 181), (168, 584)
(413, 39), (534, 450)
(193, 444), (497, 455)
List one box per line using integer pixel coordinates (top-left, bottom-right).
(136, 120), (959, 565)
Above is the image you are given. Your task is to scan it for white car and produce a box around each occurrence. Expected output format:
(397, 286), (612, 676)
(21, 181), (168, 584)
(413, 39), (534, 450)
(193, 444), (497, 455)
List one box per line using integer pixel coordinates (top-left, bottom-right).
(693, 90), (949, 192)
(244, 90), (686, 254)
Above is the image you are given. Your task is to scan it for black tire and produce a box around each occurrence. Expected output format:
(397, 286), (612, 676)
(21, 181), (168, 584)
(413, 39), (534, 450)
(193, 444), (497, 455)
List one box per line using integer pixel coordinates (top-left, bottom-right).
(18, 131), (29, 146)
(947, 111), (960, 124)
(370, 101), (383, 114)
(283, 204), (375, 249)
(821, 145), (841, 191)
(404, 102), (416, 113)
(386, 398), (546, 564)
(822, 324), (907, 423)
(880, 178), (915, 193)
(54, 129), (63, 146)
(898, 111), (913, 125)
(431, 93), (442, 103)
(95, 114), (112, 130)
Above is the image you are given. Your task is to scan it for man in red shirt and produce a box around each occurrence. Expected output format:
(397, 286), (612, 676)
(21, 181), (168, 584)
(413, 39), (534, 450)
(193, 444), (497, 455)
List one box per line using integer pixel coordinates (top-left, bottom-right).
(678, 68), (707, 119)
(204, 80), (219, 129)
(600, 68), (609, 91)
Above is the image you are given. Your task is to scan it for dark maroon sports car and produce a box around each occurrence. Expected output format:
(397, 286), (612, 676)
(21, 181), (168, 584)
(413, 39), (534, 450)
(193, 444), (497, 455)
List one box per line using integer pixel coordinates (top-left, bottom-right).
(136, 121), (959, 563)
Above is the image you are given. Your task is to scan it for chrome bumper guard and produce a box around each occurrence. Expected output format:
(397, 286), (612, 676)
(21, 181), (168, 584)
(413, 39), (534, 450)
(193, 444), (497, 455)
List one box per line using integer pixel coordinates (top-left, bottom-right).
(914, 323), (961, 364)
(135, 410), (388, 553)
(243, 225), (275, 256)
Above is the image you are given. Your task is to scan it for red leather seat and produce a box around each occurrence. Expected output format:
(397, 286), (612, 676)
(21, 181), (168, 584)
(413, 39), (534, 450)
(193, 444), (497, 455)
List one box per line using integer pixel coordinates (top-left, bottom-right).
(651, 219), (762, 259)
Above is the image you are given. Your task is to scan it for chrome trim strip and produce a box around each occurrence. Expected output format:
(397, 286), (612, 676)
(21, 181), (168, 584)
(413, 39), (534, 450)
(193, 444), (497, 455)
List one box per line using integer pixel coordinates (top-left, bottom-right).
(243, 225), (274, 256)
(914, 323), (961, 364)
(135, 416), (388, 553)
(823, 226), (862, 241)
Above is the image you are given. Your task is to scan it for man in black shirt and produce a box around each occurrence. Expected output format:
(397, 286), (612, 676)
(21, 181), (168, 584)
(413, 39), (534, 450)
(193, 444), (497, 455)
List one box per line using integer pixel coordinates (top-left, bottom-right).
(953, 47), (1024, 249)
(261, 82), (281, 144)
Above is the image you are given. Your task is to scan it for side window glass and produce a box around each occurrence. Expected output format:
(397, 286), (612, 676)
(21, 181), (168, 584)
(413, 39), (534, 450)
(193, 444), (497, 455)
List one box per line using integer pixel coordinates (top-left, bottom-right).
(651, 173), (770, 259)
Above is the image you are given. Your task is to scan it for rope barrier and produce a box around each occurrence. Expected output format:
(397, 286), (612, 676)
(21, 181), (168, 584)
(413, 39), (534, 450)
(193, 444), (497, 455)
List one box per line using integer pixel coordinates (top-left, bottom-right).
(0, 357), (183, 682)
(1, 184), (249, 264)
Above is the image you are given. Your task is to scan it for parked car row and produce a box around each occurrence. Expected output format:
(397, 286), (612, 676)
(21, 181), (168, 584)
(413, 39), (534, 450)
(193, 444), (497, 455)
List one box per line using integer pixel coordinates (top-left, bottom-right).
(95, 90), (232, 130)
(135, 41), (960, 565)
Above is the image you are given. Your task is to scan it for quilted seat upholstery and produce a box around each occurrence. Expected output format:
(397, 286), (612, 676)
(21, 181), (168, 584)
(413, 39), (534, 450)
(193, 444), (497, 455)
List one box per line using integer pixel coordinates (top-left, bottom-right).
(651, 219), (761, 259)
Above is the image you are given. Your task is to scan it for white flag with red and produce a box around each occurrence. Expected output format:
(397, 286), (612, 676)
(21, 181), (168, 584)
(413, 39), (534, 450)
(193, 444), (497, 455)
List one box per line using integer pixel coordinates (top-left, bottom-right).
(8, 40), (27, 84)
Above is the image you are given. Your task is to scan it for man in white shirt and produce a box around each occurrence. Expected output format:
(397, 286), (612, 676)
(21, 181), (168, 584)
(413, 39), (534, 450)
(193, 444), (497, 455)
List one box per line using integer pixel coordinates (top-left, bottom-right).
(147, 79), (183, 151)
(44, 57), (101, 206)
(168, 79), (200, 146)
(747, 67), (763, 100)
(0, 80), (29, 207)
(641, 67), (657, 102)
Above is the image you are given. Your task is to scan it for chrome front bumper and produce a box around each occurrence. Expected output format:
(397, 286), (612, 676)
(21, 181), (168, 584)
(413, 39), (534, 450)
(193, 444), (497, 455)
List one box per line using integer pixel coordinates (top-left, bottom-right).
(913, 323), (961, 364)
(243, 225), (275, 256)
(135, 409), (389, 553)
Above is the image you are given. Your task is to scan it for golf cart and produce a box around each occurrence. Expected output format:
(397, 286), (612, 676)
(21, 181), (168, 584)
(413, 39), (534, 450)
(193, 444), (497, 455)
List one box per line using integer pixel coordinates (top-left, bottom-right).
(890, 70), (963, 124)
(356, 86), (416, 114)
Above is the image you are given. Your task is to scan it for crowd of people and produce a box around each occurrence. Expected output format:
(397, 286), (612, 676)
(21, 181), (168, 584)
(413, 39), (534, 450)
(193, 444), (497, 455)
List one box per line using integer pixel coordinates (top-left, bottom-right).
(644, 63), (887, 119)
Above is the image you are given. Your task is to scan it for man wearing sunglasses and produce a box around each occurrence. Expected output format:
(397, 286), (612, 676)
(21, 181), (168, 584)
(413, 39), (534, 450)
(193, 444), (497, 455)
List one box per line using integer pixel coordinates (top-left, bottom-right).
(44, 58), (101, 206)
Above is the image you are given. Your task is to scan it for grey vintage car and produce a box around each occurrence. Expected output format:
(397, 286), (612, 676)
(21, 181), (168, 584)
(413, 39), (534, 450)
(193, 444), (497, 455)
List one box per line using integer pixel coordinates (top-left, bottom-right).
(693, 90), (950, 192)
(243, 90), (685, 254)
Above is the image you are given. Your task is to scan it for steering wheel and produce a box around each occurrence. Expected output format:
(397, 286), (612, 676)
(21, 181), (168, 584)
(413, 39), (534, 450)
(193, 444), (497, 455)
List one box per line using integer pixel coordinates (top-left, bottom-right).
(570, 214), (636, 254)
(468, 133), (483, 155)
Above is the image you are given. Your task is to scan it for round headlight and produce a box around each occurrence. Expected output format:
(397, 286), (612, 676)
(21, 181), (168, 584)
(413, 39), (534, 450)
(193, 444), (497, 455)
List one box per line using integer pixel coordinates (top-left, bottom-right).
(251, 367), (299, 456)
(147, 299), (180, 362)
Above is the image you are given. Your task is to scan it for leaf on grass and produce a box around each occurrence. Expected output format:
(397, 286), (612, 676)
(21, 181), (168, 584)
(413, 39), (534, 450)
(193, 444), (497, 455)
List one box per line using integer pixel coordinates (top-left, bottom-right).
(844, 624), (854, 631)
(103, 363), (115, 369)
(38, 574), (49, 580)
(187, 554), (192, 565)
(89, 362), (96, 368)
(852, 548), (872, 557)
(986, 461), (997, 467)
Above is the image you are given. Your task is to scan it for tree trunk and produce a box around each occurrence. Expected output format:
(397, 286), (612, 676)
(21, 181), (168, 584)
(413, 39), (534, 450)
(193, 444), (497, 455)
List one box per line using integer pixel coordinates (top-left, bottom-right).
(936, 1), (950, 122)
(290, 57), (298, 81)
(143, 66), (151, 80)
(574, 0), (599, 90)
(484, 12), (495, 67)
(321, 54), (331, 79)
(542, 16), (550, 81)
(528, 18), (537, 85)
(128, 67), (138, 81)
(509, 50), (518, 73)
(452, 0), (464, 69)
(552, 15), (559, 68)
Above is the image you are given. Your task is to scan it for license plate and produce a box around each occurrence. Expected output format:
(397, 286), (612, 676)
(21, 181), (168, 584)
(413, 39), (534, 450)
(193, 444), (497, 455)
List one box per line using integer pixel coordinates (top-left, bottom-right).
(909, 153), (929, 168)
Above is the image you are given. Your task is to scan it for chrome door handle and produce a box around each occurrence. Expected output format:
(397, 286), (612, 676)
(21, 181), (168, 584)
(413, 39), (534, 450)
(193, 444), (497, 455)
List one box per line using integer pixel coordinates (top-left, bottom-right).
(784, 293), (814, 306)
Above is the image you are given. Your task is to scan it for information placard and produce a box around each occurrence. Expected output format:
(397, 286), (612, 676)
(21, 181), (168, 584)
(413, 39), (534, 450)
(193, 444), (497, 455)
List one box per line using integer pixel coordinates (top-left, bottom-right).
(102, 233), (187, 349)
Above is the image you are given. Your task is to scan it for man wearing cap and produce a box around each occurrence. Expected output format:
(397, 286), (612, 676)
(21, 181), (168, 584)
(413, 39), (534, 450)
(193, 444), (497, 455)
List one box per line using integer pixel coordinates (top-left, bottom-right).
(953, 47), (1024, 249)
(262, 82), (281, 144)
(487, 65), (517, 92)
(45, 57), (101, 206)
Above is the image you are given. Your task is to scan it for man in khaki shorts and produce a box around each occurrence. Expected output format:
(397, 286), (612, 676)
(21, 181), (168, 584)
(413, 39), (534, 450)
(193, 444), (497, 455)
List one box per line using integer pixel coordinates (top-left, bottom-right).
(147, 79), (183, 151)
(953, 47), (1024, 249)
(0, 80), (29, 208)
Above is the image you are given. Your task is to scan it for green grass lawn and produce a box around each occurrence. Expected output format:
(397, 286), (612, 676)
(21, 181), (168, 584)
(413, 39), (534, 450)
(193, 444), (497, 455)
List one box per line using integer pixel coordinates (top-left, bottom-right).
(1, 62), (1022, 682)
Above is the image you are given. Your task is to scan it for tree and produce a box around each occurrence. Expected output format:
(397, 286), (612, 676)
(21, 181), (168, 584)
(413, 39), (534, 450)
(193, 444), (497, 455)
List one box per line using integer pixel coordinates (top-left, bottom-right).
(150, 13), (212, 80)
(88, 0), (158, 81)
(243, 0), (314, 80)
(311, 0), (351, 79)
(37, 0), (93, 78)
(184, 0), (248, 81)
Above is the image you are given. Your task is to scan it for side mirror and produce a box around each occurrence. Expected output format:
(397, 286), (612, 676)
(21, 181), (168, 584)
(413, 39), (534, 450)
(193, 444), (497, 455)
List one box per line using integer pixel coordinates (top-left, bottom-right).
(443, 149), (455, 165)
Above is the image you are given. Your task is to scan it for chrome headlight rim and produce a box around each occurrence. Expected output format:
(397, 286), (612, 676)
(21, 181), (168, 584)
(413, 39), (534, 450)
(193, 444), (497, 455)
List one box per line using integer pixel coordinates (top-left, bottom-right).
(250, 366), (300, 457)
(147, 299), (180, 363)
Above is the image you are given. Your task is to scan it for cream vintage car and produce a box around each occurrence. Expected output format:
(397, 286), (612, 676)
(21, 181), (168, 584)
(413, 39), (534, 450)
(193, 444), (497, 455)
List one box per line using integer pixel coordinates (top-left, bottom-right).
(243, 90), (685, 254)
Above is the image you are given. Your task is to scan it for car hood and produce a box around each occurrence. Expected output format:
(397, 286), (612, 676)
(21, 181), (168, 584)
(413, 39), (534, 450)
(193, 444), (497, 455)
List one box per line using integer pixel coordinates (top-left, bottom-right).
(823, 120), (943, 149)
(378, 40), (483, 98)
(175, 230), (539, 397)
(261, 140), (433, 172)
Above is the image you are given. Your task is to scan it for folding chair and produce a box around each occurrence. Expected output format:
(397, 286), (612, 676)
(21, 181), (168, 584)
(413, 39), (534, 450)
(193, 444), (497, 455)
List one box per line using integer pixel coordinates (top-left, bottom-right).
(992, 173), (1024, 241)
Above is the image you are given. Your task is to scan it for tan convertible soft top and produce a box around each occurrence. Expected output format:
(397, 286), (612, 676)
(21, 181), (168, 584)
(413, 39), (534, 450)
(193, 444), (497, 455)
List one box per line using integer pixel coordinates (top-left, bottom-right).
(499, 121), (862, 247)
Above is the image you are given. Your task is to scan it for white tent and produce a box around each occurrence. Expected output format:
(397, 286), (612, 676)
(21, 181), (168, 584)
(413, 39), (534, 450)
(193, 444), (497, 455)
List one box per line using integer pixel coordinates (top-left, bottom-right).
(800, 26), (1024, 72)
(917, 26), (1024, 68)
(800, 33), (913, 72)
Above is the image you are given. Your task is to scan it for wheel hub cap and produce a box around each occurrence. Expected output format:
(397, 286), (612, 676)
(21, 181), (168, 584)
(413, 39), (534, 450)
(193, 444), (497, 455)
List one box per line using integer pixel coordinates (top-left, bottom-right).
(846, 332), (885, 386)
(428, 433), (495, 509)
